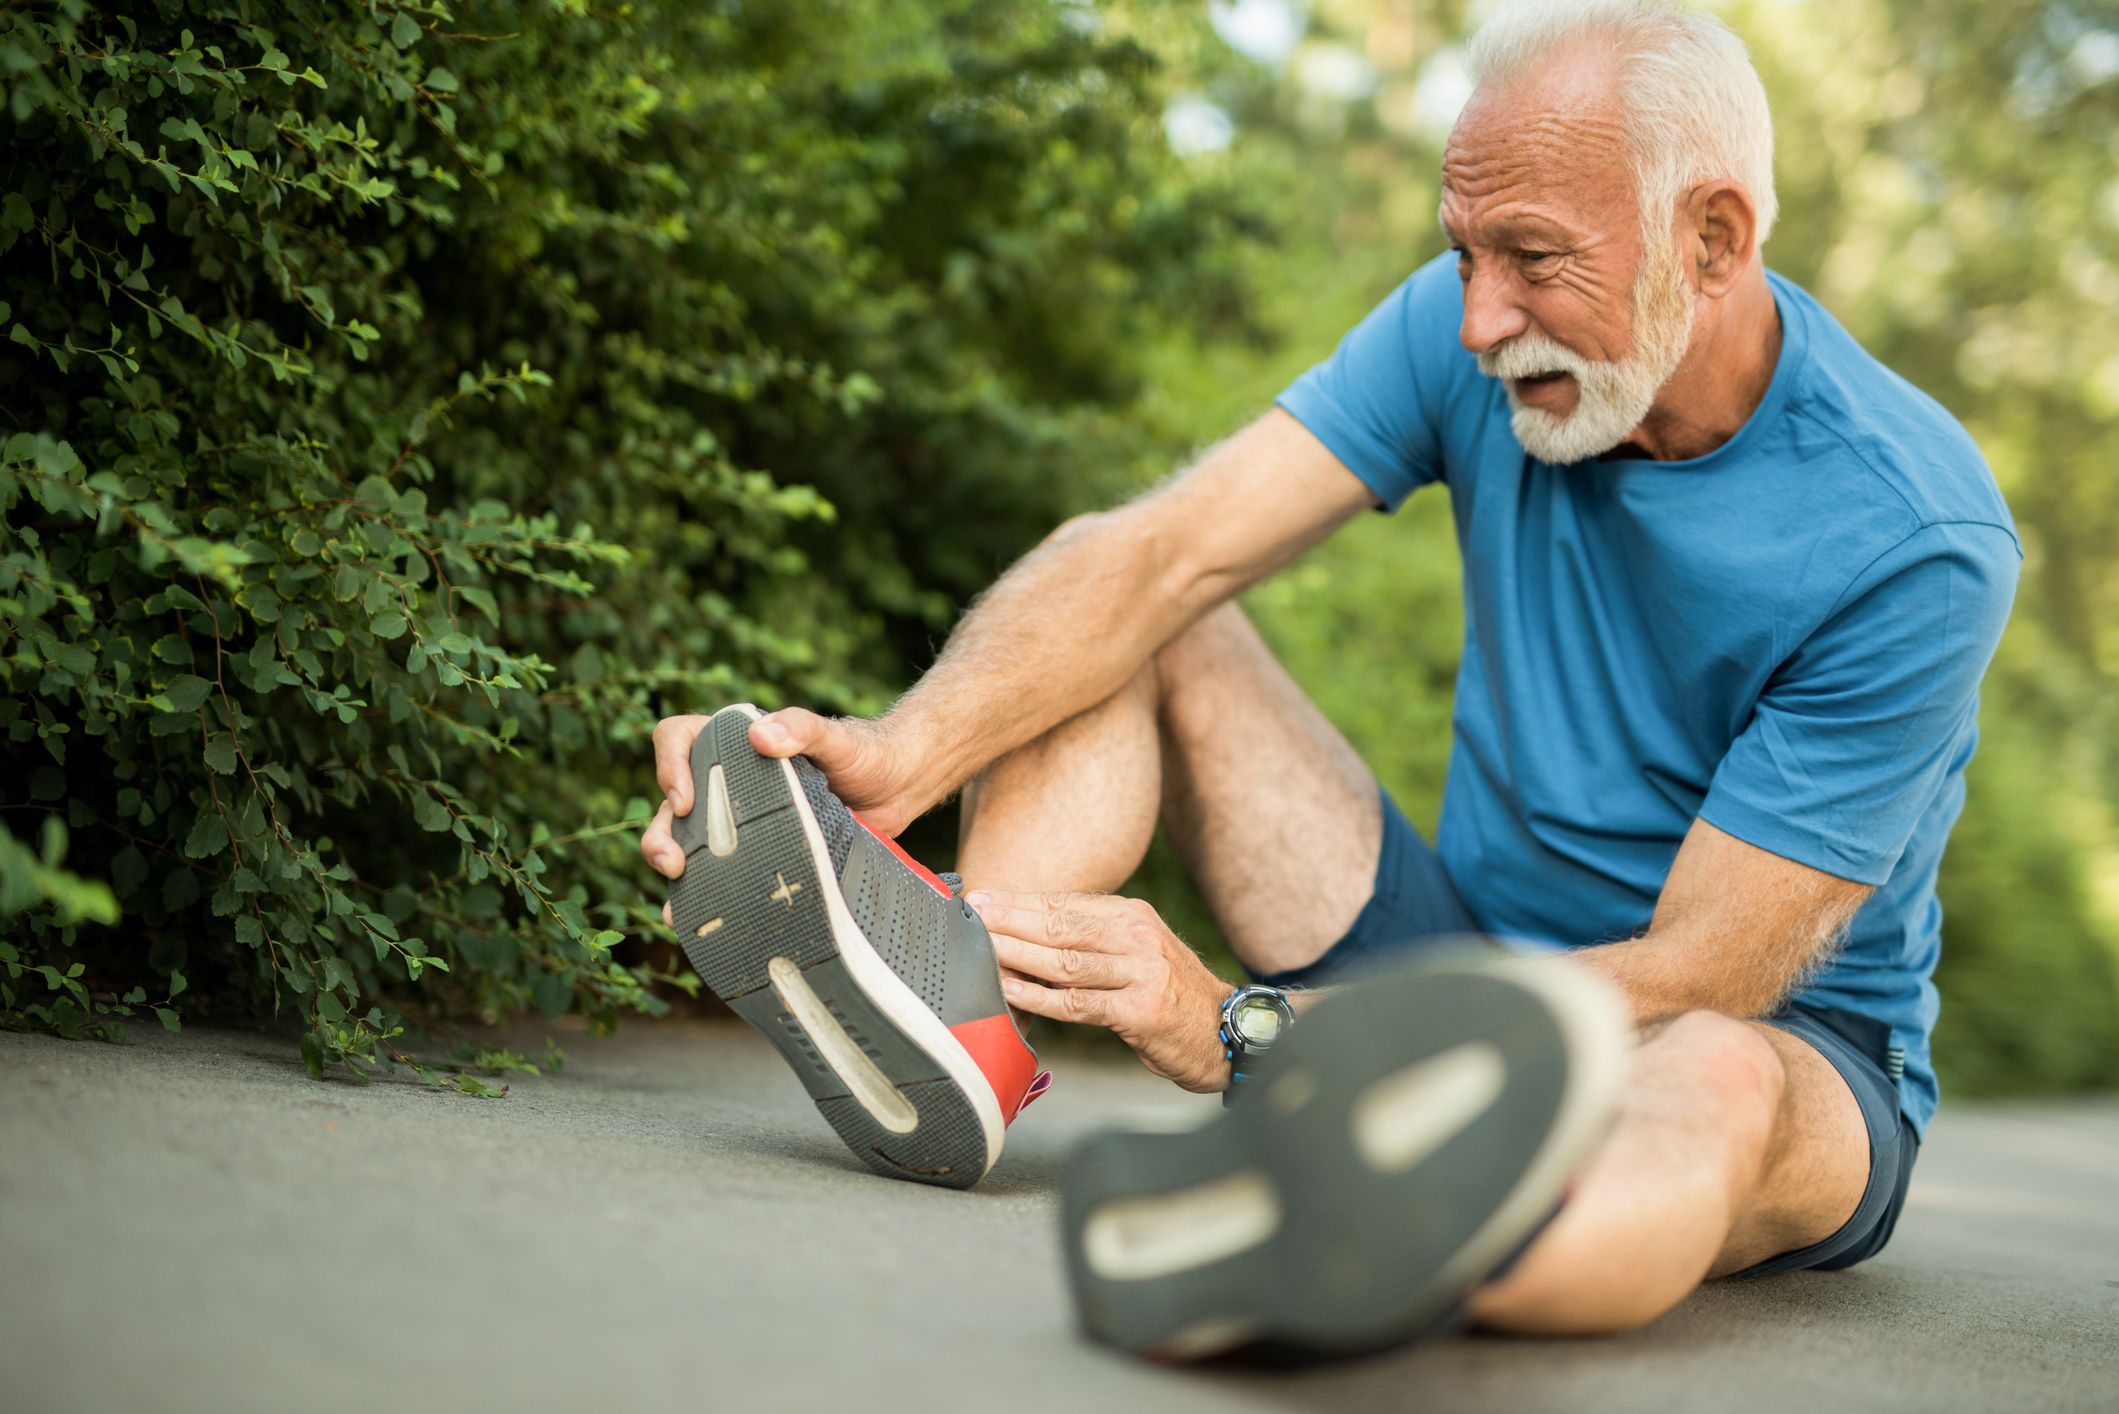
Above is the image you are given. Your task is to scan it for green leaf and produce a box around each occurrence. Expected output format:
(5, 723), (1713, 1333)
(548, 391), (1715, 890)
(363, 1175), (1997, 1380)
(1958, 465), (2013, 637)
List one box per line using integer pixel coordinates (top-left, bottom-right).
(154, 1007), (182, 1033)
(410, 791), (451, 832)
(391, 11), (423, 48)
(204, 734), (237, 774)
(183, 810), (230, 859)
(163, 675), (214, 713)
(370, 611), (407, 639)
(322, 956), (354, 993)
(300, 1031), (325, 1080)
(163, 870), (201, 911)
(111, 845), (150, 898)
(422, 66), (459, 93)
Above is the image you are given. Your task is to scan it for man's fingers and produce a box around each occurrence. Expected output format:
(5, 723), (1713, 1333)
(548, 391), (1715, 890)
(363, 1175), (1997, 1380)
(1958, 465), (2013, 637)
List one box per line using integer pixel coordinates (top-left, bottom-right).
(969, 889), (1138, 952)
(749, 706), (831, 760)
(991, 934), (1136, 990)
(652, 715), (708, 814)
(1000, 975), (1113, 1027)
(661, 899), (673, 928)
(640, 800), (684, 879)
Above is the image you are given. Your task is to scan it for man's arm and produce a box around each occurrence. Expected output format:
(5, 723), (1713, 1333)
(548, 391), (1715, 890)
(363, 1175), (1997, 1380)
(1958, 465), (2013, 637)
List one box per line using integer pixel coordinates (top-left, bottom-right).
(875, 409), (1375, 823)
(644, 408), (1375, 859)
(1572, 817), (1873, 1024)
(970, 817), (1872, 1093)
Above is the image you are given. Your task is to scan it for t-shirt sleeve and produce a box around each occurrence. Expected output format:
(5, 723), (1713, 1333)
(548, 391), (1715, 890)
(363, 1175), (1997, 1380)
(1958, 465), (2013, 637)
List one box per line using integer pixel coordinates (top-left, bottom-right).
(1699, 521), (2021, 885)
(1274, 255), (1460, 511)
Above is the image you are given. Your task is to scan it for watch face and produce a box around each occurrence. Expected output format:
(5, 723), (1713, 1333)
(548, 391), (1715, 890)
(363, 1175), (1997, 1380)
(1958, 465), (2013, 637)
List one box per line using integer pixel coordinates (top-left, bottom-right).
(1231, 994), (1287, 1047)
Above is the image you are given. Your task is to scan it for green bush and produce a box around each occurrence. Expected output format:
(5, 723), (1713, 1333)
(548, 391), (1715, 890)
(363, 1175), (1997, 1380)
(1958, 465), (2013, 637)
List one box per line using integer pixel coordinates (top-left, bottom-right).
(0, 0), (1261, 1075)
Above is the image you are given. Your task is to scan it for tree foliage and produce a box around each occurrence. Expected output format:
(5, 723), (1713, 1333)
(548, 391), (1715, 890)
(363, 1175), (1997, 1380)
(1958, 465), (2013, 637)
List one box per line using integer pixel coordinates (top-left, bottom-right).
(0, 0), (1261, 1074)
(6, 0), (2110, 1100)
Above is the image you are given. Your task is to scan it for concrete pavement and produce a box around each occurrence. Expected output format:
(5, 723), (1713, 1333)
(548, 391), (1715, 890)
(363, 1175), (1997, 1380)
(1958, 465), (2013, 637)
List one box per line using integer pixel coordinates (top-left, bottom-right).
(2, 1019), (2115, 1413)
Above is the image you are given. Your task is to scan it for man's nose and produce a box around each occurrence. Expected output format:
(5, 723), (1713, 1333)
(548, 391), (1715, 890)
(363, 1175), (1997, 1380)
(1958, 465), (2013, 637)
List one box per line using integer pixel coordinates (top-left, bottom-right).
(1458, 265), (1530, 355)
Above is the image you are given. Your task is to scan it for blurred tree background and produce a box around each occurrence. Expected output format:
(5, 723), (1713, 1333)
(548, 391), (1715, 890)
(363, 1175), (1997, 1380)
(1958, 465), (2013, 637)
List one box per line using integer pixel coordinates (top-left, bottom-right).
(3, 0), (2112, 1097)
(1122, 0), (2119, 1097)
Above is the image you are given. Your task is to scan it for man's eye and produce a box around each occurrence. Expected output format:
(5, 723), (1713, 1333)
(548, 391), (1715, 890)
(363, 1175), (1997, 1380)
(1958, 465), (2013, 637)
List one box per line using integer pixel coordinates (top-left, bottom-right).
(1453, 247), (1471, 279)
(1521, 250), (1558, 266)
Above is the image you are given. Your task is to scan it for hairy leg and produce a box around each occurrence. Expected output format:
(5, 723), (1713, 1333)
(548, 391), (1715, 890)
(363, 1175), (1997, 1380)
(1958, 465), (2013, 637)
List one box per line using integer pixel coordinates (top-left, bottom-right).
(1467, 1008), (1872, 1335)
(955, 602), (1382, 978)
(1150, 603), (1381, 976)
(956, 664), (1164, 895)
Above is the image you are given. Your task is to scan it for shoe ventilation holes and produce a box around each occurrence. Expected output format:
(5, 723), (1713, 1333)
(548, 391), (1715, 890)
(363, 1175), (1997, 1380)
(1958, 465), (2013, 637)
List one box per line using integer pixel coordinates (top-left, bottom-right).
(846, 842), (950, 1015)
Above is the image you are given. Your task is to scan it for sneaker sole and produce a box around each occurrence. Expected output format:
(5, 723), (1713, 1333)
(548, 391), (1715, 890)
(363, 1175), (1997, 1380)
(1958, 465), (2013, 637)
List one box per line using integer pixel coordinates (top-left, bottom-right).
(1059, 954), (1630, 1358)
(668, 704), (1005, 1189)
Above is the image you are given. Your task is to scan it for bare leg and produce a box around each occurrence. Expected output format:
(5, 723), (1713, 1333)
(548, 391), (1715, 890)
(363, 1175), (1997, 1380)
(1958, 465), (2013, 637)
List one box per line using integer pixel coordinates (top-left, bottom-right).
(955, 602), (1383, 978)
(1151, 603), (1380, 976)
(957, 665), (1163, 895)
(1468, 1009), (1872, 1334)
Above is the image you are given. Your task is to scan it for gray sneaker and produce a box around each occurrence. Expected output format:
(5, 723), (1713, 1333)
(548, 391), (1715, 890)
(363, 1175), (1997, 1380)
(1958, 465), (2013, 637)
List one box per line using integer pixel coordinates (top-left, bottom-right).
(667, 704), (1048, 1189)
(1059, 952), (1629, 1358)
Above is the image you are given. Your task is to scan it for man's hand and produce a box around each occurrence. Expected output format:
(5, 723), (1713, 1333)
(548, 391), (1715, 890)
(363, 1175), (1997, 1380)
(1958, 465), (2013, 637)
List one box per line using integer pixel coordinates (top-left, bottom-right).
(638, 708), (927, 925)
(970, 889), (1233, 1093)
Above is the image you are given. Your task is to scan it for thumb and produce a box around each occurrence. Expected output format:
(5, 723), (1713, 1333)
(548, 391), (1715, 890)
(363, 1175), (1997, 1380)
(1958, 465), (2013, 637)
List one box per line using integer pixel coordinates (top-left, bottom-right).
(750, 708), (896, 812)
(750, 707), (841, 763)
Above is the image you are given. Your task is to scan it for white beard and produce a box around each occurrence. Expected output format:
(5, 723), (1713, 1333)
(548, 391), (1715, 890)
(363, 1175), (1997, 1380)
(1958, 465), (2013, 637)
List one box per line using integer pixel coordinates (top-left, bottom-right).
(1477, 234), (1698, 465)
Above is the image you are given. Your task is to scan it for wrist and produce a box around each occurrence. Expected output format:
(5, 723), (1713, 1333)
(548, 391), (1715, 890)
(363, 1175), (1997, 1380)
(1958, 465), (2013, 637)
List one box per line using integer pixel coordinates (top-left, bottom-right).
(1217, 983), (1296, 1101)
(877, 701), (958, 818)
(1204, 985), (1237, 1093)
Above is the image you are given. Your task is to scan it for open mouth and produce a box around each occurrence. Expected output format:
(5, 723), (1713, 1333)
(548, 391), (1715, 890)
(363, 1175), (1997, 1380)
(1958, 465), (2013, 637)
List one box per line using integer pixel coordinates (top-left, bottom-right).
(1510, 370), (1574, 404)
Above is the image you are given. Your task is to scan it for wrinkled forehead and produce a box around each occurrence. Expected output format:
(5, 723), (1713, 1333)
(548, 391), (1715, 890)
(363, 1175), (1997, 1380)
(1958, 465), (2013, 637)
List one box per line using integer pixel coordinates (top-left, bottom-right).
(1440, 64), (1638, 243)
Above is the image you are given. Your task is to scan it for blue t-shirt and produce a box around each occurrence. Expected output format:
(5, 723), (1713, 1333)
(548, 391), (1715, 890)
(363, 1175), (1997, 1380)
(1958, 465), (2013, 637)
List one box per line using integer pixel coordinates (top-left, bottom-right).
(1277, 254), (2020, 1137)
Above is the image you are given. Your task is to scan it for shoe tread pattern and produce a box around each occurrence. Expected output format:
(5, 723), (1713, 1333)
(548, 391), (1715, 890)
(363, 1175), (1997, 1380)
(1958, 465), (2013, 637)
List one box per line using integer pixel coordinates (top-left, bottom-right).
(667, 708), (988, 1188)
(1061, 965), (1574, 1353)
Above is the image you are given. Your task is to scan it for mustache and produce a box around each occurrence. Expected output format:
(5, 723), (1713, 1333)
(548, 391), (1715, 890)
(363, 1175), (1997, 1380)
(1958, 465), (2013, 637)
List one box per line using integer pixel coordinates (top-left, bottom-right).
(1476, 333), (1595, 381)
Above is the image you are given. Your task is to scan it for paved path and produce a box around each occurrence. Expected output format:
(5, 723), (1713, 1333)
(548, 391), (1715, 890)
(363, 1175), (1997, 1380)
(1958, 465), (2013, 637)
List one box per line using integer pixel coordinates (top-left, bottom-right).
(3, 1020), (2116, 1413)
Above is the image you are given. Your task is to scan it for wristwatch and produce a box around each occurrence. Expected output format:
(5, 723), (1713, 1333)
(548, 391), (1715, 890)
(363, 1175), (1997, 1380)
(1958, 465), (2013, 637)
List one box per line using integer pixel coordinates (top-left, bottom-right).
(1219, 983), (1297, 1101)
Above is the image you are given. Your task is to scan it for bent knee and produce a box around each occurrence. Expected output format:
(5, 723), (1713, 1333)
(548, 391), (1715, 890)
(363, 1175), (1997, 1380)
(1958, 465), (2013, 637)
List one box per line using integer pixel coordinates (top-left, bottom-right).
(1655, 1011), (1787, 1148)
(1152, 600), (1255, 689)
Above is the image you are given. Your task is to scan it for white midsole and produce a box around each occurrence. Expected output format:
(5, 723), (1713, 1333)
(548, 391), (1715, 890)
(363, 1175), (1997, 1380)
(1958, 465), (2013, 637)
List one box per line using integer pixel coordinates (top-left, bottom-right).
(724, 704), (1008, 1172)
(767, 956), (920, 1134)
(1350, 1040), (1507, 1174)
(1082, 1169), (1281, 1282)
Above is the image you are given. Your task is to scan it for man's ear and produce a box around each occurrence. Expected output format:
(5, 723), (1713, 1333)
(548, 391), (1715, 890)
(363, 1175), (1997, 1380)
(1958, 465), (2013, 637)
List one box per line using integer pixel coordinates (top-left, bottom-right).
(1685, 181), (1757, 296)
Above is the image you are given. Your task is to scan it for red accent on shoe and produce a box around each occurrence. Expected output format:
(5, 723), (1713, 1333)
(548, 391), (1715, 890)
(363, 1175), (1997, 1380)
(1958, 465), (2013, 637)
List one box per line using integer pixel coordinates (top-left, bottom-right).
(851, 811), (952, 898)
(949, 1013), (1044, 1123)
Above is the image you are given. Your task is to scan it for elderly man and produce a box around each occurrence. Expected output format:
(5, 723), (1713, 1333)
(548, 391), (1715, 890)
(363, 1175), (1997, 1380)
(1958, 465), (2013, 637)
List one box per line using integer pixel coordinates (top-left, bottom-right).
(641, 0), (2018, 1358)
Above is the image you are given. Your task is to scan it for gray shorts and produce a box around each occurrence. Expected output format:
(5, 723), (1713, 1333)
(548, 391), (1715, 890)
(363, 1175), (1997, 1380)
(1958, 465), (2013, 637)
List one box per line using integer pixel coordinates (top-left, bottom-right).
(1254, 785), (1919, 1275)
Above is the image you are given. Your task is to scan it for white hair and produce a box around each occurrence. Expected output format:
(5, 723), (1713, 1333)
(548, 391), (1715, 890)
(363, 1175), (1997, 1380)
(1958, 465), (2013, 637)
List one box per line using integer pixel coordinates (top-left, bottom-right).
(1465, 0), (1778, 244)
